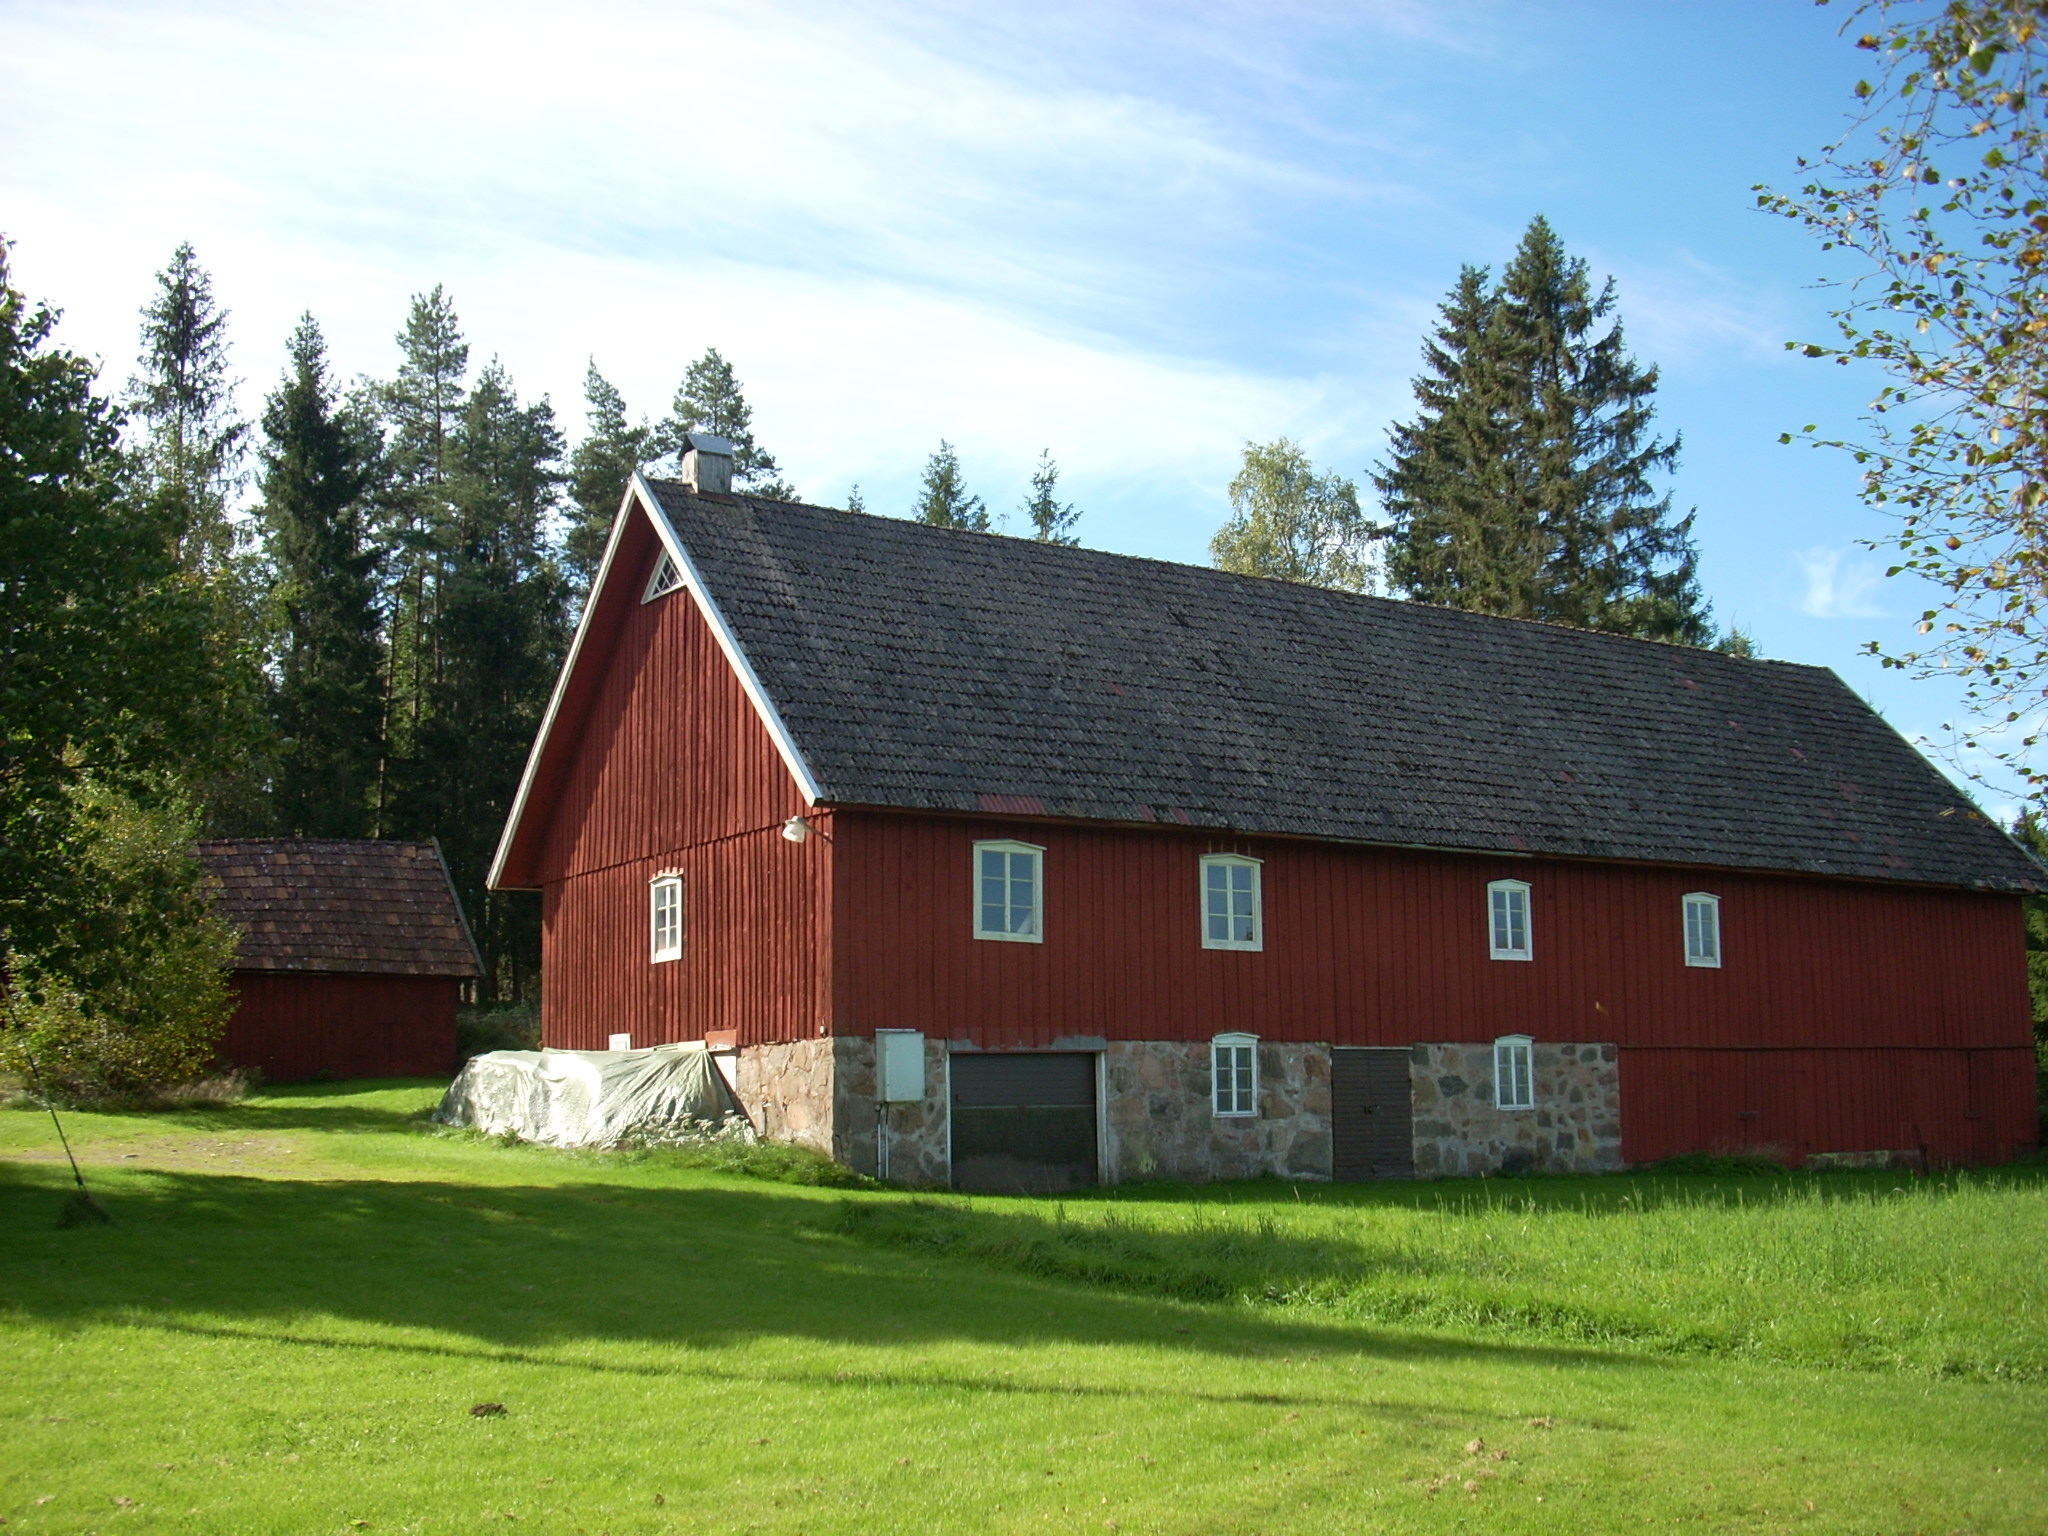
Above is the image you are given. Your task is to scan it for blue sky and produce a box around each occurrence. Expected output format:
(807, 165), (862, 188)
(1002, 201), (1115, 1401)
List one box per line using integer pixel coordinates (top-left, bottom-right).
(2, 0), (2013, 806)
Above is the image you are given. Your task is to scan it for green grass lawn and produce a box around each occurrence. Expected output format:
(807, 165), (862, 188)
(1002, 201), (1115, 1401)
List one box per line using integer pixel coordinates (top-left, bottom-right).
(2, 1082), (2045, 1535)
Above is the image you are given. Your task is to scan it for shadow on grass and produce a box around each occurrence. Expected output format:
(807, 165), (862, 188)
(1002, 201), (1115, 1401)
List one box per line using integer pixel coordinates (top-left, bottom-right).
(0, 1156), (1645, 1385)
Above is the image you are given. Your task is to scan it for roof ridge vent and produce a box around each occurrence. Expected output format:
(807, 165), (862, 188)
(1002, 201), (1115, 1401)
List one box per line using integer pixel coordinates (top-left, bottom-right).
(680, 432), (734, 495)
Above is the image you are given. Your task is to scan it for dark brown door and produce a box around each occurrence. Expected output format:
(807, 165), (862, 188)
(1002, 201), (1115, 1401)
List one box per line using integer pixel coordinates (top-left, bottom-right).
(950, 1052), (1099, 1194)
(1331, 1047), (1414, 1180)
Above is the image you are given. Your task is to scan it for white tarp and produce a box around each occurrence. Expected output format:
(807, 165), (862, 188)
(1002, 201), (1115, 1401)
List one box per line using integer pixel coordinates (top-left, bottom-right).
(434, 1043), (744, 1148)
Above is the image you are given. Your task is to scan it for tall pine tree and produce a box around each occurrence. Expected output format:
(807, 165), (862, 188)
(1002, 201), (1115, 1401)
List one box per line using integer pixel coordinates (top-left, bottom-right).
(375, 286), (469, 818)
(653, 348), (793, 499)
(1376, 216), (1711, 645)
(565, 360), (650, 596)
(1022, 450), (1080, 545)
(259, 315), (383, 838)
(407, 360), (567, 1001)
(127, 241), (271, 833)
(914, 441), (988, 530)
(128, 241), (246, 576)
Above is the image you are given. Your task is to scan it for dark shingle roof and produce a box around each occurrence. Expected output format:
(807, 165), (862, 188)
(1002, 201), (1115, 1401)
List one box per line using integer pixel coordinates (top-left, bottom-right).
(647, 481), (2041, 892)
(199, 840), (482, 976)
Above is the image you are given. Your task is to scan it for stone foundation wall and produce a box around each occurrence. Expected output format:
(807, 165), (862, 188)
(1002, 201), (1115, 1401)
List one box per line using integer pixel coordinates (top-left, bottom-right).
(735, 1034), (1621, 1187)
(1103, 1040), (1332, 1182)
(728, 1037), (948, 1185)
(1409, 1041), (1621, 1177)
(831, 1035), (951, 1186)
(728, 1039), (839, 1159)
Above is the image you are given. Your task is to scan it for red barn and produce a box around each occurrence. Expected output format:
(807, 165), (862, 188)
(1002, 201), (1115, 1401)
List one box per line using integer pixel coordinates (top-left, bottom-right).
(490, 440), (2042, 1189)
(201, 839), (480, 1082)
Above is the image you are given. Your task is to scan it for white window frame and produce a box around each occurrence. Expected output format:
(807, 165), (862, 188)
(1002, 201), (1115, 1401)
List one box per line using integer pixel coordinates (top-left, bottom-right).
(972, 840), (1044, 943)
(1487, 878), (1532, 961)
(1212, 1032), (1259, 1118)
(1199, 854), (1264, 951)
(643, 551), (683, 603)
(1683, 891), (1722, 968)
(1494, 1034), (1535, 1111)
(649, 873), (682, 963)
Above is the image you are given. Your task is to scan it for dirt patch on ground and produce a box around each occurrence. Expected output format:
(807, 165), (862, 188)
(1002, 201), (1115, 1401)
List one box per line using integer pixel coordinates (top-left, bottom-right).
(2, 1134), (305, 1175)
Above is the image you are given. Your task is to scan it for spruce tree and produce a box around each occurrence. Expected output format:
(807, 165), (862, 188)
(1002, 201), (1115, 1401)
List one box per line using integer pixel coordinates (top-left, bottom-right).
(408, 360), (567, 1001)
(127, 241), (272, 832)
(565, 360), (650, 596)
(128, 241), (246, 575)
(914, 441), (988, 531)
(258, 315), (383, 838)
(1375, 265), (1541, 616)
(375, 286), (469, 810)
(654, 347), (794, 499)
(1376, 217), (1711, 645)
(1210, 439), (1374, 590)
(1022, 450), (1080, 545)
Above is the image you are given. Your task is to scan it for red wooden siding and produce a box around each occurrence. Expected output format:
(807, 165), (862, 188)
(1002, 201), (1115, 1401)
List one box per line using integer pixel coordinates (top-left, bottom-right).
(830, 813), (2031, 1052)
(220, 972), (458, 1082)
(542, 822), (830, 1050)
(537, 536), (808, 884)
(525, 519), (824, 1049)
(1618, 1047), (2037, 1166)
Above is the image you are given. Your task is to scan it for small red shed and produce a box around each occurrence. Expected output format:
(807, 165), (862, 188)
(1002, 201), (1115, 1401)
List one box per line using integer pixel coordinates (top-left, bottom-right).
(200, 839), (481, 1082)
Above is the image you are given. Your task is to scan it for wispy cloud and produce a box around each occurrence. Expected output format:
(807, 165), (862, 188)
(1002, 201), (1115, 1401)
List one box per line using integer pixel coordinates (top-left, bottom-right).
(0, 0), (1462, 561)
(1794, 545), (1888, 620)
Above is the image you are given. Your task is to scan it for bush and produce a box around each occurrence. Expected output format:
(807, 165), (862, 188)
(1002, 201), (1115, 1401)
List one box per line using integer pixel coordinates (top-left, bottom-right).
(1, 778), (237, 1103)
(456, 1002), (540, 1064)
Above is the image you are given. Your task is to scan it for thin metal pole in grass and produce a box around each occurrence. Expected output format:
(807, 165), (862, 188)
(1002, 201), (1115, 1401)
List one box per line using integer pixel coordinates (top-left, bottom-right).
(1, 974), (109, 1227)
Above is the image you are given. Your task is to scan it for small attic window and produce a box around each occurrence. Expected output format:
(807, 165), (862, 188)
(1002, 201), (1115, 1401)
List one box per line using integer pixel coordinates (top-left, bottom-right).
(644, 551), (683, 603)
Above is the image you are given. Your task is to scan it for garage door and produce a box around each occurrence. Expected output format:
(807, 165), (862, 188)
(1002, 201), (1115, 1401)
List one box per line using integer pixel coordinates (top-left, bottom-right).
(949, 1052), (1099, 1194)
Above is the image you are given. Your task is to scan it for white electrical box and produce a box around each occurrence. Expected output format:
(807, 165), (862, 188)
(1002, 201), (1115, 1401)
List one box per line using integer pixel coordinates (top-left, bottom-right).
(608, 1032), (632, 1051)
(875, 1029), (926, 1103)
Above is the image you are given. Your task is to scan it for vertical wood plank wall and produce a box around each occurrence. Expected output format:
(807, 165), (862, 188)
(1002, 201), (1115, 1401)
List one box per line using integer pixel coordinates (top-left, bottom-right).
(831, 812), (2037, 1164)
(221, 973), (458, 1082)
(530, 529), (824, 1050)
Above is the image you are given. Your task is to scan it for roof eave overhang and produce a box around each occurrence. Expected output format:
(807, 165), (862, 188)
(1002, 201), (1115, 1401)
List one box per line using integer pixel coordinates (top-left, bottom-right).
(823, 800), (2038, 895)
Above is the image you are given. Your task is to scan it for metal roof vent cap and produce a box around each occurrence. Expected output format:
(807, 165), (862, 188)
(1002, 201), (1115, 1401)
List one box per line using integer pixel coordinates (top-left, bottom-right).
(680, 432), (735, 495)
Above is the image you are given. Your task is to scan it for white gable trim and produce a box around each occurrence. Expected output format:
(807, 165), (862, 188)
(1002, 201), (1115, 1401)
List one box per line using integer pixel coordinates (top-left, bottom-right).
(635, 472), (824, 810)
(487, 475), (821, 891)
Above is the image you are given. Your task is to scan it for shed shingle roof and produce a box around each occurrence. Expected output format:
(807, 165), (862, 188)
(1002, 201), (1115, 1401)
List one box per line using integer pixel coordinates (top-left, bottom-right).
(639, 481), (2040, 892)
(199, 839), (482, 977)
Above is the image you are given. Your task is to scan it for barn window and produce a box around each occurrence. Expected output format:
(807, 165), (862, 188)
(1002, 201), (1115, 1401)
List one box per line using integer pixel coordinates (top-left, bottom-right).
(650, 873), (683, 962)
(644, 551), (683, 602)
(973, 840), (1043, 942)
(1487, 879), (1532, 960)
(1684, 892), (1722, 967)
(1493, 1035), (1535, 1110)
(1200, 854), (1263, 950)
(1212, 1033), (1258, 1117)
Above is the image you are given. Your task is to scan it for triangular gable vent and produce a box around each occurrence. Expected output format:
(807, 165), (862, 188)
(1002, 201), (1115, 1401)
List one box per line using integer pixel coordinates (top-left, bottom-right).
(643, 551), (683, 603)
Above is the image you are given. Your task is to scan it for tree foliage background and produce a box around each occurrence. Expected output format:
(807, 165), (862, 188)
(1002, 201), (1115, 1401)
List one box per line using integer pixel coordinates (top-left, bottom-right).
(1763, 0), (2048, 793)
(1210, 438), (1375, 590)
(1374, 216), (1712, 644)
